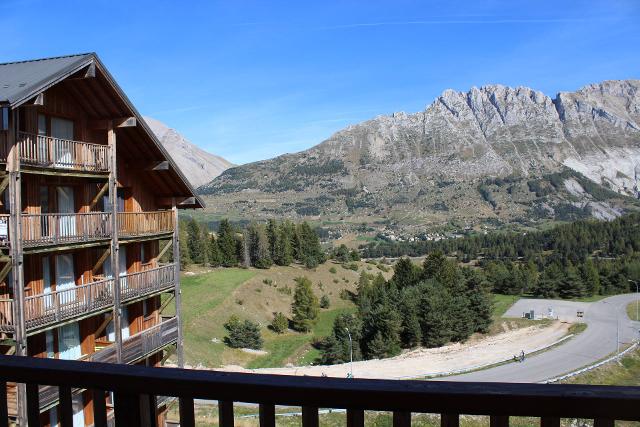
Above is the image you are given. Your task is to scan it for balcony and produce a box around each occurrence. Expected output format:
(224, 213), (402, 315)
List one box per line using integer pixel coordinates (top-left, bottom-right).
(17, 132), (110, 173)
(29, 317), (178, 416)
(120, 264), (176, 303)
(24, 278), (115, 333)
(118, 211), (174, 239)
(21, 212), (112, 248)
(0, 339), (638, 427)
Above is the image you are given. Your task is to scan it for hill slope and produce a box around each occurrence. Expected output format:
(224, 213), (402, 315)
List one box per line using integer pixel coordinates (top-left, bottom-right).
(145, 116), (234, 188)
(199, 80), (640, 230)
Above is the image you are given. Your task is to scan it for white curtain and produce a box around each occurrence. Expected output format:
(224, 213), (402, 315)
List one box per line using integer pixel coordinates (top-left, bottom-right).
(55, 254), (76, 306)
(58, 323), (81, 360)
(56, 186), (76, 238)
(43, 256), (52, 309)
(51, 117), (74, 168)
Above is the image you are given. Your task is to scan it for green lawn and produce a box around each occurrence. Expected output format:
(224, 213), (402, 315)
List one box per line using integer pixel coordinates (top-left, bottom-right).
(492, 294), (520, 317)
(627, 300), (640, 321)
(564, 348), (640, 387)
(247, 306), (356, 368)
(175, 269), (256, 367)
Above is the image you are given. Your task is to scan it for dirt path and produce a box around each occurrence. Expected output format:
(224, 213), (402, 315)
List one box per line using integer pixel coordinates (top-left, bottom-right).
(221, 321), (570, 379)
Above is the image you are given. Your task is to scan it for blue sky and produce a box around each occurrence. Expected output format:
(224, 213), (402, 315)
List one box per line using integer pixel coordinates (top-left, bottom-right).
(1, 1), (639, 165)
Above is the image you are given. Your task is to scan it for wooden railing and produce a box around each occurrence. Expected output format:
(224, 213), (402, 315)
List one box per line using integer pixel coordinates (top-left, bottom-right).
(33, 318), (178, 415)
(118, 211), (174, 237)
(0, 299), (13, 333)
(17, 132), (110, 172)
(21, 212), (112, 247)
(23, 278), (114, 331)
(120, 264), (175, 303)
(0, 346), (638, 427)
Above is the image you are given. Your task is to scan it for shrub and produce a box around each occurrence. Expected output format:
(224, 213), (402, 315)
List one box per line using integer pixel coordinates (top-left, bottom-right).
(291, 277), (319, 332)
(271, 312), (288, 334)
(329, 267), (337, 274)
(320, 295), (331, 309)
(223, 316), (263, 349)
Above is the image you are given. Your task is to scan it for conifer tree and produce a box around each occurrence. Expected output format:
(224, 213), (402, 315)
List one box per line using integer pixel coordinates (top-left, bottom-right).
(291, 277), (319, 332)
(217, 219), (238, 267)
(186, 217), (205, 264)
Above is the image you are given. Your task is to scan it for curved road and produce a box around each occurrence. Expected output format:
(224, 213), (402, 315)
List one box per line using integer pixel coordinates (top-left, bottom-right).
(448, 293), (640, 383)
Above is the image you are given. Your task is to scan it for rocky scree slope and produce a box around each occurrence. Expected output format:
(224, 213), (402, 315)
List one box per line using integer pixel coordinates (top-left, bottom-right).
(145, 116), (234, 188)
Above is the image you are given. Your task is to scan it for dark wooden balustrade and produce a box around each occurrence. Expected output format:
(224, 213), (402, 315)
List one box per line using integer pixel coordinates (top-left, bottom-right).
(120, 264), (175, 303)
(0, 346), (638, 427)
(118, 211), (174, 237)
(18, 132), (110, 172)
(23, 278), (115, 332)
(21, 212), (112, 247)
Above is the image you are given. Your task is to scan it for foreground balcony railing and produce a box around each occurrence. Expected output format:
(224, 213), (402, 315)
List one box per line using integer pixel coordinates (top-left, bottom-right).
(0, 344), (638, 427)
(24, 278), (115, 332)
(18, 132), (110, 173)
(21, 212), (112, 247)
(121, 264), (176, 303)
(118, 211), (174, 237)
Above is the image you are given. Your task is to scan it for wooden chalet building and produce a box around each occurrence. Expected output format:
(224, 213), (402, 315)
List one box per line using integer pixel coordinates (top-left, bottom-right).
(0, 53), (203, 426)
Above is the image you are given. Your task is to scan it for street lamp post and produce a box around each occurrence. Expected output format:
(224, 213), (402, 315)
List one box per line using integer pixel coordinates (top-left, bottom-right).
(629, 279), (639, 322)
(345, 327), (353, 378)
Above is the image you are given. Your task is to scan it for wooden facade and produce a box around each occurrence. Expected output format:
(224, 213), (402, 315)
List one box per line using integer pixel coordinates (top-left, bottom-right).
(0, 53), (201, 426)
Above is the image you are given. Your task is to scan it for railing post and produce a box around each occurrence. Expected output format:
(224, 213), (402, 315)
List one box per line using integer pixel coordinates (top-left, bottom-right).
(258, 404), (275, 427)
(218, 401), (234, 427)
(393, 411), (411, 427)
(346, 409), (364, 427)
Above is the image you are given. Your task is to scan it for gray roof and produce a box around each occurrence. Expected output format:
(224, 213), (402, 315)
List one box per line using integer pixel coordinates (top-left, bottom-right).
(0, 53), (94, 106)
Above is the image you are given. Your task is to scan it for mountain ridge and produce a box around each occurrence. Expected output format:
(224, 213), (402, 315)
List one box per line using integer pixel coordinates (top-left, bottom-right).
(198, 79), (640, 232)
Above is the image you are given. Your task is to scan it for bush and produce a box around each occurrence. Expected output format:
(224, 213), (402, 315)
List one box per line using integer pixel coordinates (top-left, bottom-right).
(223, 316), (263, 349)
(271, 312), (288, 334)
(329, 267), (337, 274)
(320, 295), (331, 309)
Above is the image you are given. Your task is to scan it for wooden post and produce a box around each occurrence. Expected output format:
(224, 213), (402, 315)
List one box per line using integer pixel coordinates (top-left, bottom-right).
(8, 108), (27, 426)
(108, 122), (123, 363)
(172, 199), (184, 368)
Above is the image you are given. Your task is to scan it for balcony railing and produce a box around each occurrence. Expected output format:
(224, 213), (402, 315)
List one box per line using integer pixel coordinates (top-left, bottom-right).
(21, 212), (112, 247)
(0, 299), (13, 333)
(121, 264), (175, 303)
(118, 211), (174, 237)
(24, 278), (115, 331)
(32, 318), (178, 416)
(0, 346), (638, 427)
(18, 132), (110, 172)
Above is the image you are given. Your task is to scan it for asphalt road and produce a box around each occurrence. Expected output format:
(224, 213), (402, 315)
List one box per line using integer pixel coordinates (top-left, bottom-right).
(447, 293), (640, 383)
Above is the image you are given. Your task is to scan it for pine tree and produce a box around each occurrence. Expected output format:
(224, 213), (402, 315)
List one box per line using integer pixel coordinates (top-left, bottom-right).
(217, 219), (238, 267)
(558, 262), (584, 299)
(208, 234), (221, 267)
(266, 219), (278, 261)
(391, 258), (419, 289)
(291, 277), (319, 332)
(418, 280), (454, 348)
(274, 221), (294, 266)
(186, 218), (205, 264)
(270, 312), (288, 334)
(247, 222), (273, 269)
(581, 259), (601, 296)
(178, 219), (191, 268)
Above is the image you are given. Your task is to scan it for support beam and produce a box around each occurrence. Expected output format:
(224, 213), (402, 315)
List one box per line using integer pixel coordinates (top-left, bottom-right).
(89, 182), (110, 210)
(158, 293), (174, 314)
(95, 313), (114, 337)
(0, 175), (9, 196)
(0, 260), (11, 284)
(160, 344), (176, 364)
(88, 116), (137, 130)
(144, 161), (169, 171)
(157, 240), (173, 262)
(23, 93), (44, 107)
(115, 117), (136, 128)
(108, 122), (123, 363)
(91, 248), (111, 276)
(172, 198), (184, 368)
(68, 62), (96, 80)
(156, 197), (196, 208)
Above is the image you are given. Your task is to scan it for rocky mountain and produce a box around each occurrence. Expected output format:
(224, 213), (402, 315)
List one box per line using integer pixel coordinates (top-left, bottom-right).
(199, 80), (640, 232)
(145, 116), (234, 188)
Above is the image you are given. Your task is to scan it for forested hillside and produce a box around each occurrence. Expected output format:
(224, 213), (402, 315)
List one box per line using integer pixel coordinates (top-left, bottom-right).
(363, 213), (640, 298)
